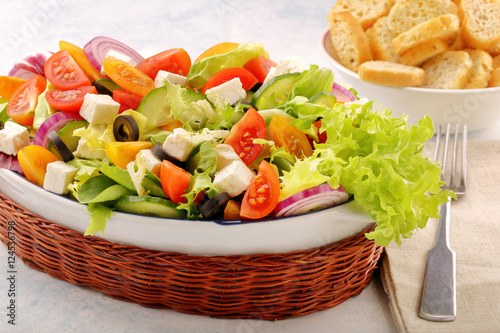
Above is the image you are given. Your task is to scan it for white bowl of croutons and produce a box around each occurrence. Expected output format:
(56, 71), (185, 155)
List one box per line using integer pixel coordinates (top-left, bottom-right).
(321, 0), (500, 132)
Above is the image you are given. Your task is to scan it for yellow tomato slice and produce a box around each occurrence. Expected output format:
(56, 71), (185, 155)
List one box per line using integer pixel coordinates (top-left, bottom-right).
(0, 76), (27, 99)
(105, 141), (153, 169)
(268, 115), (313, 159)
(18, 145), (59, 187)
(194, 42), (239, 63)
(102, 57), (155, 97)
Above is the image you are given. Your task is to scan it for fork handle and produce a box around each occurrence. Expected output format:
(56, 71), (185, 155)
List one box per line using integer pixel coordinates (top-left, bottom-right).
(418, 200), (456, 321)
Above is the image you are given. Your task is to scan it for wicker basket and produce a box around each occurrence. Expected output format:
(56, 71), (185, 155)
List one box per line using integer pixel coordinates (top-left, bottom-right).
(0, 191), (384, 320)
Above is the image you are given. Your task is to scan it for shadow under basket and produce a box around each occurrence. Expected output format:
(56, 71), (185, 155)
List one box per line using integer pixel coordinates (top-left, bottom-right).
(0, 191), (384, 320)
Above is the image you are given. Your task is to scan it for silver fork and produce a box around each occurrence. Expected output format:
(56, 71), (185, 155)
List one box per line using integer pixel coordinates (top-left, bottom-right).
(418, 123), (467, 322)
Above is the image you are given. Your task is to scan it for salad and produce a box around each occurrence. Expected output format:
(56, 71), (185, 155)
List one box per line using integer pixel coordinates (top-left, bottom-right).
(0, 37), (453, 247)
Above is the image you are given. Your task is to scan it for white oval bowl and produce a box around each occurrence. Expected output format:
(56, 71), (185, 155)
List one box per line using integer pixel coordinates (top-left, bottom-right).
(0, 168), (374, 256)
(321, 30), (500, 133)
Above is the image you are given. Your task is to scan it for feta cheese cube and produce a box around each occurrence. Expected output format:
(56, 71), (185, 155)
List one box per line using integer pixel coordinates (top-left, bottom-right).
(213, 160), (255, 197)
(213, 144), (240, 171)
(43, 161), (78, 195)
(0, 121), (30, 155)
(264, 56), (308, 83)
(79, 94), (120, 125)
(74, 138), (107, 160)
(137, 149), (161, 177)
(162, 128), (194, 162)
(154, 70), (187, 88)
(205, 78), (246, 108)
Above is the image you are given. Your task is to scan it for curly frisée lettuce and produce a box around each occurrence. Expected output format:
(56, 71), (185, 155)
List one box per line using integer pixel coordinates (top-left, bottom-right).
(279, 101), (454, 246)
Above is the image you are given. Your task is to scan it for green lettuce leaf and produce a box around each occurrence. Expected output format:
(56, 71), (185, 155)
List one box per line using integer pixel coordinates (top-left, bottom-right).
(282, 101), (454, 246)
(84, 203), (114, 236)
(187, 43), (269, 89)
(77, 174), (133, 204)
(177, 169), (219, 219)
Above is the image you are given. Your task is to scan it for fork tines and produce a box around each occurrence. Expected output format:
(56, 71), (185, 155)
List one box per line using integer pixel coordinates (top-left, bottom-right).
(434, 123), (467, 197)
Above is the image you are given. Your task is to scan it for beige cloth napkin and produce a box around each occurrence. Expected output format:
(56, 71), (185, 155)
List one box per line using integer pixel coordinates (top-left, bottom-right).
(381, 140), (500, 333)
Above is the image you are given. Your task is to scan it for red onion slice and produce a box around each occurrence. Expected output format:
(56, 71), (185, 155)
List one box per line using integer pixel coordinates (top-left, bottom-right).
(331, 82), (356, 103)
(273, 183), (349, 217)
(83, 36), (144, 72)
(0, 152), (24, 175)
(33, 112), (85, 149)
(7, 51), (53, 79)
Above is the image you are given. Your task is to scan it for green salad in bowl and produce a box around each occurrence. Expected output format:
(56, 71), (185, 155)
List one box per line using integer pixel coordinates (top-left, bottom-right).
(0, 37), (452, 248)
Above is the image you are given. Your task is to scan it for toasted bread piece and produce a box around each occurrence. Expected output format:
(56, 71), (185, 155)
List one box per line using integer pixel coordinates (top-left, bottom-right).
(449, 26), (467, 50)
(459, 0), (500, 49)
(492, 54), (500, 69)
(330, 0), (396, 30)
(421, 51), (473, 88)
(358, 61), (425, 86)
(464, 49), (493, 88)
(487, 41), (500, 56)
(487, 67), (500, 87)
(387, 0), (458, 35)
(327, 11), (373, 72)
(392, 14), (460, 55)
(400, 38), (449, 66)
(366, 17), (400, 62)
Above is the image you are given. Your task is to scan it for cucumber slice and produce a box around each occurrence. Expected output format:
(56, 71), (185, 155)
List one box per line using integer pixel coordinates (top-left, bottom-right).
(309, 91), (337, 108)
(114, 196), (182, 218)
(136, 85), (206, 130)
(251, 72), (301, 110)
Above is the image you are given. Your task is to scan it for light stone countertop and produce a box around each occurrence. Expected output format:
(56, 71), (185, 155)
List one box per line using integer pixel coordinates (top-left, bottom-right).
(0, 0), (498, 332)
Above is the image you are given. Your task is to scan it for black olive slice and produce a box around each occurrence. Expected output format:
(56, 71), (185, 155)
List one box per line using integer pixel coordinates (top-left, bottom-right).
(113, 115), (140, 142)
(199, 192), (232, 219)
(48, 131), (74, 162)
(0, 122), (4, 130)
(91, 81), (113, 96)
(249, 82), (262, 93)
(151, 143), (184, 167)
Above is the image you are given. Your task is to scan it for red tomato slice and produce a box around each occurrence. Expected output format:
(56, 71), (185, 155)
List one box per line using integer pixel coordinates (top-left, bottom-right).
(224, 108), (266, 166)
(243, 55), (277, 83)
(160, 159), (191, 204)
(102, 57), (155, 97)
(44, 50), (91, 89)
(268, 115), (313, 159)
(240, 160), (280, 219)
(6, 75), (46, 126)
(46, 86), (97, 112)
(17, 145), (59, 187)
(135, 48), (191, 79)
(202, 67), (258, 94)
(113, 89), (143, 113)
(59, 40), (104, 82)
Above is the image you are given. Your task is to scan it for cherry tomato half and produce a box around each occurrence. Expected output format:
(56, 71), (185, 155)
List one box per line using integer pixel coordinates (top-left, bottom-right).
(46, 85), (97, 112)
(202, 67), (258, 94)
(243, 55), (277, 83)
(240, 160), (280, 219)
(194, 42), (239, 63)
(102, 57), (155, 97)
(112, 89), (143, 113)
(160, 159), (191, 204)
(59, 40), (104, 82)
(268, 115), (313, 159)
(135, 48), (192, 79)
(224, 108), (267, 166)
(17, 145), (59, 187)
(44, 50), (91, 90)
(6, 75), (46, 126)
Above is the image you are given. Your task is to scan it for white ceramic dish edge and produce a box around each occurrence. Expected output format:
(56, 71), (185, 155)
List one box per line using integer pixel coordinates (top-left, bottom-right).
(0, 168), (374, 256)
(321, 30), (500, 133)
